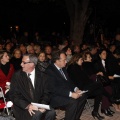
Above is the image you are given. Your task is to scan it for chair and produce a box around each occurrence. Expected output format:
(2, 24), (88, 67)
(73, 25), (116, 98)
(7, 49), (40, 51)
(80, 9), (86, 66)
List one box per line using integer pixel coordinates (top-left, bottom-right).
(0, 87), (13, 115)
(85, 98), (94, 113)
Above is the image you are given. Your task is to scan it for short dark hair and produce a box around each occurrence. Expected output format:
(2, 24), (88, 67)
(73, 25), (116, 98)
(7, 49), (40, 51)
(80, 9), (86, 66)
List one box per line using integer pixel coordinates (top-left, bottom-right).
(82, 51), (91, 60)
(51, 50), (66, 63)
(98, 48), (106, 55)
(61, 46), (70, 53)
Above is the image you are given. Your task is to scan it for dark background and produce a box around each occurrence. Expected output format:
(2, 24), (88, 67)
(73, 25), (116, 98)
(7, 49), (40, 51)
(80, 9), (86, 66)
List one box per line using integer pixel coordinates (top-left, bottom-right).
(0, 0), (120, 38)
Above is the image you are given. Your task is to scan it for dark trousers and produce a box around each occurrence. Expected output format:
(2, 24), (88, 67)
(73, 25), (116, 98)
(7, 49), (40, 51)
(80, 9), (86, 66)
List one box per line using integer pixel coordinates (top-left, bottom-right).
(101, 85), (112, 110)
(83, 82), (103, 112)
(111, 78), (120, 99)
(32, 108), (55, 120)
(63, 94), (87, 120)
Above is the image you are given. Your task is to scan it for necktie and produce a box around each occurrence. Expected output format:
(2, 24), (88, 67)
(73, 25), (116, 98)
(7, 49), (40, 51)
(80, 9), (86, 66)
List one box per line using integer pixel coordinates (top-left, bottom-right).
(59, 69), (67, 80)
(27, 73), (34, 100)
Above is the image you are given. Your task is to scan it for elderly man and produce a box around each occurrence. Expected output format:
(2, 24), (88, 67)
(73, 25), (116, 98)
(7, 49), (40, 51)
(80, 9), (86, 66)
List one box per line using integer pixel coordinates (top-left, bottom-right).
(9, 54), (55, 120)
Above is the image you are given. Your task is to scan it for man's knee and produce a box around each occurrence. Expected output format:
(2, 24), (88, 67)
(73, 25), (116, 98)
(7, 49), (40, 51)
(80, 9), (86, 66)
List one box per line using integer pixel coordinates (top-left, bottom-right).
(46, 109), (56, 117)
(32, 110), (42, 120)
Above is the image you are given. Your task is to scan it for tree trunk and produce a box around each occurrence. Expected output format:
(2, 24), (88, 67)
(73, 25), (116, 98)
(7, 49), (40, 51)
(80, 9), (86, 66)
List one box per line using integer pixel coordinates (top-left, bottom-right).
(65, 0), (91, 45)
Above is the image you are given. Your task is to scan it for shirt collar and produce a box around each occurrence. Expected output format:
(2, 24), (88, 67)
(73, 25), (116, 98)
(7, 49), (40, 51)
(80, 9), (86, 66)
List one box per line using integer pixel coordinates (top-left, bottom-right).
(54, 63), (61, 70)
(27, 68), (35, 76)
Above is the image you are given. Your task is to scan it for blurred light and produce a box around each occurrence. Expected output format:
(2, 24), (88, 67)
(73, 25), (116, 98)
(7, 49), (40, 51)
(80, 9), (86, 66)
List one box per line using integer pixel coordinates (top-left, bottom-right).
(15, 25), (19, 31)
(15, 26), (19, 29)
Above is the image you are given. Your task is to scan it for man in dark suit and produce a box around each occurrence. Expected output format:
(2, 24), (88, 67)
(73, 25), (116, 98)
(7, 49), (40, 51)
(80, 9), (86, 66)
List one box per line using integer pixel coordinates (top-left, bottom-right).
(9, 54), (55, 120)
(45, 51), (87, 120)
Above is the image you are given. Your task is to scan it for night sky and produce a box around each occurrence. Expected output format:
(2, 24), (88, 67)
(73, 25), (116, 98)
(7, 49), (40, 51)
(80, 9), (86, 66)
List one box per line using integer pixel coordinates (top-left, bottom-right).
(0, 0), (120, 36)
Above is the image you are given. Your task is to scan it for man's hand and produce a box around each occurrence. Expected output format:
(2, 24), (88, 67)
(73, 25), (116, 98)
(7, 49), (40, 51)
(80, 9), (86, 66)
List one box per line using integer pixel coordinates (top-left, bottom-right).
(109, 76), (114, 80)
(97, 72), (103, 76)
(28, 104), (38, 116)
(75, 89), (82, 94)
(71, 92), (81, 99)
(38, 108), (46, 113)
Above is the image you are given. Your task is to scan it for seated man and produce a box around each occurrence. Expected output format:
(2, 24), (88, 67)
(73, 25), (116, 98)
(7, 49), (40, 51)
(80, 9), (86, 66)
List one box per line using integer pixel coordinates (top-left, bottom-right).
(45, 51), (87, 120)
(9, 54), (55, 120)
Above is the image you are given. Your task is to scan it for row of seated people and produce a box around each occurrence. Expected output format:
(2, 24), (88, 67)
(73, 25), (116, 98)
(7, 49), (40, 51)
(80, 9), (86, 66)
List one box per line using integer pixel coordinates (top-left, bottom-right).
(0, 48), (120, 120)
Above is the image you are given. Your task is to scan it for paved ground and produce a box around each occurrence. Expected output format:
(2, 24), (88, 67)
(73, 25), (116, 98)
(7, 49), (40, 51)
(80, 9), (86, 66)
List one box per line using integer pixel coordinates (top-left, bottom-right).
(56, 99), (120, 120)
(81, 107), (120, 120)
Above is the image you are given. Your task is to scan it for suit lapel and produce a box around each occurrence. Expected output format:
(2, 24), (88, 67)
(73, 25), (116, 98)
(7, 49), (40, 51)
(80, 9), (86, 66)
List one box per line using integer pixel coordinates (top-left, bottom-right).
(52, 64), (68, 81)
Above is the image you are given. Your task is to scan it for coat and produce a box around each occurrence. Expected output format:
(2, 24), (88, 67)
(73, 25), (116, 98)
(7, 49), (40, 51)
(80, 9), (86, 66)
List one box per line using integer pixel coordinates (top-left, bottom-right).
(0, 64), (14, 93)
(45, 64), (76, 108)
(9, 68), (50, 120)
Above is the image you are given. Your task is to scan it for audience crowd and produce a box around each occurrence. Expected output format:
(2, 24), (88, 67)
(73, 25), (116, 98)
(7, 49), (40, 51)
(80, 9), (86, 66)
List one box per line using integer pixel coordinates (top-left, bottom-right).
(0, 31), (120, 120)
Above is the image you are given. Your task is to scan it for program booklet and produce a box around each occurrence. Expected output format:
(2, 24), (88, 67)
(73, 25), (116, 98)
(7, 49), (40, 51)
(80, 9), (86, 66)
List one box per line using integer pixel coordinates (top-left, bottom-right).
(31, 103), (50, 110)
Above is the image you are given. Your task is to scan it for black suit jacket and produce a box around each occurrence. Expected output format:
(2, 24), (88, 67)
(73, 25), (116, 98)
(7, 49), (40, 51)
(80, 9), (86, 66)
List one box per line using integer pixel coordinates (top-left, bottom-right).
(9, 67), (50, 120)
(45, 64), (76, 108)
(94, 59), (108, 76)
(67, 63), (92, 90)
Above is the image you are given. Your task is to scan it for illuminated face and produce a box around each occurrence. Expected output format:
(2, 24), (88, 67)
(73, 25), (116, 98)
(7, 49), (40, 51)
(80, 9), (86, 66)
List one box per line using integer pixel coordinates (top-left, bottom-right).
(14, 50), (21, 58)
(66, 48), (72, 55)
(28, 46), (35, 54)
(21, 56), (34, 73)
(38, 53), (46, 62)
(56, 53), (67, 68)
(77, 58), (83, 66)
(99, 50), (107, 60)
(1, 52), (9, 64)
(45, 46), (52, 54)
(6, 44), (11, 51)
(86, 54), (92, 62)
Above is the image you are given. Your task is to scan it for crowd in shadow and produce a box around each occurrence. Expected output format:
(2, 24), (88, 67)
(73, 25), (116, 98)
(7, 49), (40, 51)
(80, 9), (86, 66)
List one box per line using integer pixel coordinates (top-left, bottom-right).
(0, 31), (120, 120)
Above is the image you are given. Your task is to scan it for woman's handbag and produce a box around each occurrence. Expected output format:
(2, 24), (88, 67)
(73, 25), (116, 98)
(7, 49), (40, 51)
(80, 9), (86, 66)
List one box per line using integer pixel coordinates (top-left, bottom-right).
(96, 75), (110, 86)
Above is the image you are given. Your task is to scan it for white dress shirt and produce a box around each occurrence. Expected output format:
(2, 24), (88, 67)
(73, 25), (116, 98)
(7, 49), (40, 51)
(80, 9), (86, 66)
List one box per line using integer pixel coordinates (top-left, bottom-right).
(101, 60), (106, 71)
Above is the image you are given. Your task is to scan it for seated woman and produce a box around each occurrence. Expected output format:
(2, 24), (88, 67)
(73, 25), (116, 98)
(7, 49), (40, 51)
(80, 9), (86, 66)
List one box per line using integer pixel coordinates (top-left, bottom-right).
(94, 48), (116, 115)
(37, 51), (49, 72)
(0, 50), (14, 103)
(0, 50), (14, 93)
(10, 48), (22, 71)
(82, 51), (103, 81)
(67, 53), (104, 120)
(62, 46), (73, 63)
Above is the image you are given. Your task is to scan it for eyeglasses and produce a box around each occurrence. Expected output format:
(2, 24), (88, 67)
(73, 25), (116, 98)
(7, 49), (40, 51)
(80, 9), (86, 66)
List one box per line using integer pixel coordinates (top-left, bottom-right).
(22, 61), (31, 64)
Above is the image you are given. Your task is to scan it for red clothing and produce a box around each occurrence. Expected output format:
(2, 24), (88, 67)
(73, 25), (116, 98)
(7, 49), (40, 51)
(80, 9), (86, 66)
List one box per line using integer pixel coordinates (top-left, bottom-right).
(0, 64), (14, 93)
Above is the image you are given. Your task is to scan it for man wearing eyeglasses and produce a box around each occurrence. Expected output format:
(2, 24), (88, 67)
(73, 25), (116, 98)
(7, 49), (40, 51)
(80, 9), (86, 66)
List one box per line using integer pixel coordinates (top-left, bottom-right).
(9, 54), (55, 120)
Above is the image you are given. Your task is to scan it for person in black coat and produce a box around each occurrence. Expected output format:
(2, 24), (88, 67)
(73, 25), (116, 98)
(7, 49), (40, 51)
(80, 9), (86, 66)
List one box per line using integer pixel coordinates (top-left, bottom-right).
(10, 48), (22, 71)
(45, 51), (87, 120)
(9, 54), (55, 120)
(37, 51), (49, 72)
(67, 53), (104, 120)
(94, 48), (115, 116)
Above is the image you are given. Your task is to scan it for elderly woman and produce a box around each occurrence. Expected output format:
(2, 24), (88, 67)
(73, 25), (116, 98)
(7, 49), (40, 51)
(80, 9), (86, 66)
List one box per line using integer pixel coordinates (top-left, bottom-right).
(67, 53), (104, 120)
